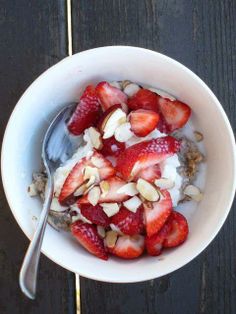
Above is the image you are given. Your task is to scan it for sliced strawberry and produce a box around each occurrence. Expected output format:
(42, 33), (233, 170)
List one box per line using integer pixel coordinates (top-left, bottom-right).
(96, 81), (127, 111)
(145, 223), (171, 256)
(157, 113), (172, 134)
(78, 176), (130, 204)
(79, 204), (110, 227)
(67, 85), (101, 135)
(59, 151), (115, 205)
(71, 221), (108, 260)
(127, 89), (158, 111)
(129, 109), (160, 137)
(163, 211), (189, 247)
(100, 136), (126, 157)
(157, 97), (191, 132)
(111, 206), (144, 235)
(109, 235), (145, 259)
(144, 190), (172, 237)
(116, 136), (180, 180)
(134, 164), (161, 183)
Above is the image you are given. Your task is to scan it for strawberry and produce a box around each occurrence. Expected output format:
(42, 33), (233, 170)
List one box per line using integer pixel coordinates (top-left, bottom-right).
(80, 204), (110, 227)
(116, 136), (180, 180)
(67, 85), (101, 135)
(71, 221), (108, 260)
(157, 97), (191, 132)
(78, 176), (130, 204)
(163, 211), (189, 247)
(145, 223), (171, 256)
(144, 190), (172, 237)
(157, 113), (172, 134)
(134, 164), (161, 183)
(129, 109), (160, 137)
(109, 235), (144, 259)
(59, 151), (115, 205)
(111, 206), (144, 235)
(127, 89), (158, 111)
(100, 136), (125, 157)
(96, 81), (127, 111)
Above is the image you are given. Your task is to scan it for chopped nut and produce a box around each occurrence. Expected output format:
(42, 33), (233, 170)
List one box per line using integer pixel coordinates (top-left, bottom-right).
(88, 186), (101, 206)
(28, 183), (37, 196)
(110, 81), (122, 89)
(102, 108), (127, 139)
(183, 185), (203, 202)
(104, 230), (118, 248)
(101, 203), (120, 217)
(100, 180), (110, 197)
(97, 226), (106, 238)
(83, 166), (100, 182)
(74, 183), (88, 196)
(154, 178), (175, 190)
(194, 131), (204, 142)
(87, 127), (103, 149)
(121, 80), (132, 89)
(123, 196), (142, 213)
(137, 179), (160, 202)
(117, 182), (138, 196)
(123, 83), (140, 97)
(114, 122), (134, 142)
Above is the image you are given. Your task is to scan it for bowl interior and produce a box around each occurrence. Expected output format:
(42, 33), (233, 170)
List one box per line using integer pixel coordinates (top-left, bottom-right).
(2, 47), (235, 282)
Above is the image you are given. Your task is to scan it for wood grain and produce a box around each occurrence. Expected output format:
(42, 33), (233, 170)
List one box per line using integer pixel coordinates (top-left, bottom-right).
(72, 1), (236, 313)
(0, 1), (76, 313)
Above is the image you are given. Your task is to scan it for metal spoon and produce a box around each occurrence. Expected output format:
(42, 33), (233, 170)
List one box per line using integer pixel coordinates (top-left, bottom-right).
(19, 103), (76, 299)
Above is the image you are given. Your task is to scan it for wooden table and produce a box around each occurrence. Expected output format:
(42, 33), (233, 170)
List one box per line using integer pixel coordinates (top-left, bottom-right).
(0, 1), (235, 313)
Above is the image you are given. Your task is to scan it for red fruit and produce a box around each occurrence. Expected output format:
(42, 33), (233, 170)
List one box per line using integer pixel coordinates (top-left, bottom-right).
(129, 109), (160, 137)
(71, 221), (108, 260)
(144, 190), (172, 237)
(157, 114), (172, 134)
(111, 206), (144, 235)
(134, 164), (161, 183)
(59, 151), (115, 205)
(80, 204), (110, 227)
(67, 85), (101, 135)
(163, 211), (189, 247)
(116, 136), (181, 180)
(127, 89), (158, 112)
(78, 176), (130, 204)
(157, 97), (191, 132)
(96, 81), (127, 111)
(101, 136), (126, 157)
(145, 223), (171, 256)
(109, 235), (145, 259)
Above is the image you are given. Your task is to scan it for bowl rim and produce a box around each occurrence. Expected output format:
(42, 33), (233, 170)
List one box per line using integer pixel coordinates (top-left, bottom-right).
(1, 45), (236, 282)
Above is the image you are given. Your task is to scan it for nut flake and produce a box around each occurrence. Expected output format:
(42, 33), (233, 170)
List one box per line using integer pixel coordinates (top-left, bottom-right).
(194, 131), (204, 142)
(102, 108), (127, 139)
(100, 180), (110, 197)
(117, 182), (138, 196)
(114, 122), (134, 142)
(123, 196), (142, 213)
(137, 178), (160, 202)
(104, 230), (118, 248)
(97, 225), (106, 238)
(101, 203), (120, 217)
(183, 185), (203, 202)
(154, 178), (175, 190)
(87, 127), (103, 149)
(87, 186), (101, 206)
(123, 83), (140, 97)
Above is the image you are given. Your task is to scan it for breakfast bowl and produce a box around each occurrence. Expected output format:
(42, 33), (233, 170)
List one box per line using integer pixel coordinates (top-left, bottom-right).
(2, 46), (236, 282)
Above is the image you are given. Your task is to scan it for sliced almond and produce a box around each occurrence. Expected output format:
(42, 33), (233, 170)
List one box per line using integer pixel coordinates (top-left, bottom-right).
(183, 185), (203, 202)
(137, 178), (160, 202)
(110, 81), (122, 89)
(110, 223), (123, 235)
(123, 83), (140, 97)
(100, 180), (110, 197)
(74, 183), (88, 196)
(117, 182), (138, 196)
(147, 87), (176, 101)
(154, 178), (175, 190)
(91, 156), (104, 168)
(87, 186), (101, 206)
(50, 197), (68, 212)
(194, 131), (204, 142)
(97, 225), (106, 238)
(28, 183), (37, 196)
(87, 127), (103, 149)
(114, 122), (134, 142)
(83, 166), (100, 182)
(121, 80), (131, 89)
(102, 108), (127, 139)
(123, 196), (142, 213)
(104, 230), (118, 248)
(84, 183), (96, 195)
(100, 203), (120, 217)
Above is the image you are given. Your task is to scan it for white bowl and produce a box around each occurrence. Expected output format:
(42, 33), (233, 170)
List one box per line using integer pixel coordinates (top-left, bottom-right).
(2, 46), (236, 283)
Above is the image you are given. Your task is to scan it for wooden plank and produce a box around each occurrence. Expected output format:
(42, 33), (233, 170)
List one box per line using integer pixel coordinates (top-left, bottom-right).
(72, 1), (236, 313)
(0, 1), (76, 313)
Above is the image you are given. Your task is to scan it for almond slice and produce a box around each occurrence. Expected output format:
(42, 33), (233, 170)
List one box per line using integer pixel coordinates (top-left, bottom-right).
(123, 196), (142, 213)
(83, 166), (100, 182)
(104, 230), (118, 248)
(117, 182), (138, 196)
(74, 183), (88, 196)
(183, 185), (203, 202)
(123, 83), (140, 97)
(97, 225), (106, 238)
(137, 178), (160, 202)
(102, 108), (127, 139)
(154, 178), (175, 190)
(87, 127), (103, 149)
(114, 122), (134, 142)
(110, 81), (122, 89)
(194, 131), (204, 142)
(147, 87), (176, 101)
(100, 203), (120, 217)
(100, 180), (110, 197)
(87, 186), (101, 206)
(28, 183), (37, 196)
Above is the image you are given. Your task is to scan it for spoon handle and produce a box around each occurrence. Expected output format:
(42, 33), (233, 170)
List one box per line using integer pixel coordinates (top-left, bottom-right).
(19, 176), (54, 299)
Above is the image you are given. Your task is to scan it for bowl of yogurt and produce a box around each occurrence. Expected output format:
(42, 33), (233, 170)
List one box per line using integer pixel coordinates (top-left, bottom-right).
(2, 46), (235, 282)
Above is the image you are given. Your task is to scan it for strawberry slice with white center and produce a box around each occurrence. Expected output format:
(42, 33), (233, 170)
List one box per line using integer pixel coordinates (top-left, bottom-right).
(96, 81), (128, 111)
(145, 223), (171, 256)
(163, 211), (189, 247)
(111, 205), (144, 235)
(134, 164), (161, 183)
(78, 176), (130, 204)
(71, 221), (108, 260)
(59, 151), (115, 205)
(129, 109), (160, 137)
(157, 97), (191, 132)
(67, 85), (101, 135)
(144, 190), (172, 237)
(79, 204), (111, 227)
(127, 88), (158, 111)
(116, 136), (180, 181)
(109, 234), (144, 259)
